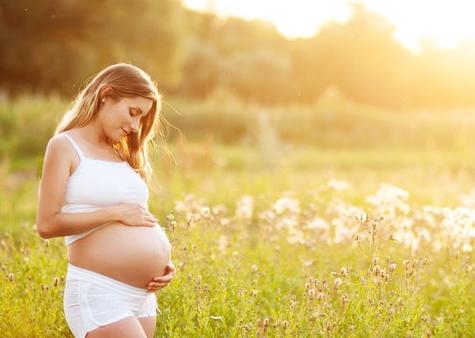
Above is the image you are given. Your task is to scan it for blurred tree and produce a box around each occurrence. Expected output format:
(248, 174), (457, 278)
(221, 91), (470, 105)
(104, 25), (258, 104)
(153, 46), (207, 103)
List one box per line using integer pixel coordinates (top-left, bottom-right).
(0, 0), (186, 95)
(3, 1), (475, 107)
(179, 38), (225, 98)
(291, 3), (413, 107)
(225, 49), (294, 104)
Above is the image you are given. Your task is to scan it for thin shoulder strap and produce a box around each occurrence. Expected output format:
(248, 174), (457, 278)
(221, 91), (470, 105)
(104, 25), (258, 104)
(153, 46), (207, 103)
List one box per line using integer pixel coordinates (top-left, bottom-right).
(61, 133), (85, 159)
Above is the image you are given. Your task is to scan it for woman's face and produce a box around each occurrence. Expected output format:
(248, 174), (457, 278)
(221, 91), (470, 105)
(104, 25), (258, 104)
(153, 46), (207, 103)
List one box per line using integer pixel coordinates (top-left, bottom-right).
(99, 96), (153, 142)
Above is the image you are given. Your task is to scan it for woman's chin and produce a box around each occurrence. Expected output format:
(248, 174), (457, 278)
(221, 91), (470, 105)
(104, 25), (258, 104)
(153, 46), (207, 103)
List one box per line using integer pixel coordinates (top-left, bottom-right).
(111, 131), (125, 141)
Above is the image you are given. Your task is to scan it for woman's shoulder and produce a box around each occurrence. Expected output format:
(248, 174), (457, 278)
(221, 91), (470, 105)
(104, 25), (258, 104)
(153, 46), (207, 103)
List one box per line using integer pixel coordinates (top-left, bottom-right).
(45, 133), (75, 160)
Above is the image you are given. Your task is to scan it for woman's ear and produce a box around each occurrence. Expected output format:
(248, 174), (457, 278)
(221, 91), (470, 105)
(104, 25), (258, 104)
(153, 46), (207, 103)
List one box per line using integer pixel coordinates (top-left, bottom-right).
(99, 85), (114, 102)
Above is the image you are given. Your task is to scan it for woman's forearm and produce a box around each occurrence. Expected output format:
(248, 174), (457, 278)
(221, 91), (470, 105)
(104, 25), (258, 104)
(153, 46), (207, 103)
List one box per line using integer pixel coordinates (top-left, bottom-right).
(37, 207), (119, 239)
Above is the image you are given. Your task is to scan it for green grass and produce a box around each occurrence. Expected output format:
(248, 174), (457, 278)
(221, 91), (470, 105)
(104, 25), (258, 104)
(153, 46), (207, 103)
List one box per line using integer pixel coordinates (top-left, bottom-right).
(1, 142), (474, 337)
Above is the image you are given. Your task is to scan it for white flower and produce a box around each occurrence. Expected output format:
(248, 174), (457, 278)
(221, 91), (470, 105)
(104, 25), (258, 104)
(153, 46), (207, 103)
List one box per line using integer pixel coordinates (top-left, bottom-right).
(327, 179), (351, 192)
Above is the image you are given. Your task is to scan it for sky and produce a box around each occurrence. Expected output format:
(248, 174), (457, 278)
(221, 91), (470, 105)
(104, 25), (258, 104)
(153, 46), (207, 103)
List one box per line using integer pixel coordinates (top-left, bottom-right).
(183, 0), (475, 52)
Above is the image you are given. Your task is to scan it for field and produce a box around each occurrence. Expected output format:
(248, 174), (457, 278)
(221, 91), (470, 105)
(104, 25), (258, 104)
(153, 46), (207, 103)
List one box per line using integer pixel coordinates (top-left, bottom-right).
(0, 97), (474, 337)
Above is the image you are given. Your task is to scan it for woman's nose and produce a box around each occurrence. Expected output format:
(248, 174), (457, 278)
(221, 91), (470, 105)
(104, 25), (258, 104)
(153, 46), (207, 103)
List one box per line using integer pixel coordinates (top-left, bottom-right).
(131, 120), (139, 133)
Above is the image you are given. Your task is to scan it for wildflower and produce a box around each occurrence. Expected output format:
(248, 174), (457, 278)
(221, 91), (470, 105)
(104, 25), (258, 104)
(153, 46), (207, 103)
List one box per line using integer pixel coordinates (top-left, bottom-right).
(236, 196), (254, 219)
(403, 260), (411, 269)
(388, 234), (398, 241)
(307, 288), (316, 298)
(282, 320), (289, 329)
(313, 311), (325, 318)
(166, 213), (175, 222)
(340, 267), (349, 276)
(316, 292), (325, 300)
(334, 278), (343, 288)
(174, 201), (187, 213)
(373, 265), (381, 276)
(273, 196), (300, 215)
(212, 205), (227, 216)
(250, 289), (258, 297)
(462, 243), (472, 252)
(342, 293), (349, 305)
(8, 273), (14, 282)
(388, 263), (397, 272)
(304, 260), (313, 267)
(372, 257), (379, 266)
(218, 236), (228, 252)
(201, 207), (211, 218)
(307, 218), (329, 230)
(354, 211), (368, 222)
(263, 318), (270, 327)
(53, 277), (60, 287)
(327, 179), (351, 192)
(251, 264), (258, 273)
(220, 218), (230, 226)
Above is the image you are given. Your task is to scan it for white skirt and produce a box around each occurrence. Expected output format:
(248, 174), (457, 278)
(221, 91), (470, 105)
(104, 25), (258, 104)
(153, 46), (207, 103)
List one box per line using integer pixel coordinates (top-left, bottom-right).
(63, 263), (159, 338)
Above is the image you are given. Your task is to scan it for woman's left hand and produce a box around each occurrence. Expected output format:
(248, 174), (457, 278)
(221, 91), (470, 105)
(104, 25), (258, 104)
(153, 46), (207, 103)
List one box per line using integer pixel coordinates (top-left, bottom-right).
(147, 262), (176, 292)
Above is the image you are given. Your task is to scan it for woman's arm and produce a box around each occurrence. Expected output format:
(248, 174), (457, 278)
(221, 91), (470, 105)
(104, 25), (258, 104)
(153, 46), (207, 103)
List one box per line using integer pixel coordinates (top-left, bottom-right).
(35, 136), (119, 239)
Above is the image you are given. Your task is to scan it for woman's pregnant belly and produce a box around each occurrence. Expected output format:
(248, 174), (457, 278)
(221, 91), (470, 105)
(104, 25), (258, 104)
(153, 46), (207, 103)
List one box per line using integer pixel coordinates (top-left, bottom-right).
(68, 223), (171, 289)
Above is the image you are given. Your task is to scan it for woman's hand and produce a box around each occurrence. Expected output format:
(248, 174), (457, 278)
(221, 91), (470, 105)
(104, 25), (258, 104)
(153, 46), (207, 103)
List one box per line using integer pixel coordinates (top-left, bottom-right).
(112, 203), (158, 227)
(147, 262), (176, 292)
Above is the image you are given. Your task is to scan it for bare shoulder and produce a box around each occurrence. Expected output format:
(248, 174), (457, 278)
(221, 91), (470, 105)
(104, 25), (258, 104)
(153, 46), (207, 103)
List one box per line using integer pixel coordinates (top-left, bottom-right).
(46, 134), (73, 157)
(42, 134), (75, 172)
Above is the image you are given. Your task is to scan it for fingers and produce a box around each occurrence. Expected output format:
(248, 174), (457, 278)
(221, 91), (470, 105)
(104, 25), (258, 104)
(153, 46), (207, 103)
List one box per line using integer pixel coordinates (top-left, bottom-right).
(144, 215), (158, 223)
(147, 278), (171, 291)
(147, 280), (170, 291)
(162, 263), (175, 273)
(153, 274), (174, 283)
(145, 220), (157, 227)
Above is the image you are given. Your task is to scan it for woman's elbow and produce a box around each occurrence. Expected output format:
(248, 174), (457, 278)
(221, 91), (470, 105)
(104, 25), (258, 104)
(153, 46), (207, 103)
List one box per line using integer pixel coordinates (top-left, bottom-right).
(37, 226), (51, 239)
(36, 220), (55, 239)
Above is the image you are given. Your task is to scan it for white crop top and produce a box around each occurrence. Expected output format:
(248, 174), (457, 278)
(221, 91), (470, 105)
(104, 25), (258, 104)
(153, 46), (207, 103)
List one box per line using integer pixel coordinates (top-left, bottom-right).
(60, 132), (149, 246)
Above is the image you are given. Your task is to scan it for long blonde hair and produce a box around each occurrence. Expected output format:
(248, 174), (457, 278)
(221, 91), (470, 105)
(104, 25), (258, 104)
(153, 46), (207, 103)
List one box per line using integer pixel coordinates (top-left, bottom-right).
(55, 63), (163, 182)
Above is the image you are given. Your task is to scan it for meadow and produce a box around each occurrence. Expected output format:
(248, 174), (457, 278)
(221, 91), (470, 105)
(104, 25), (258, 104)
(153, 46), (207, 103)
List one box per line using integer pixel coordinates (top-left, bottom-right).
(0, 96), (474, 337)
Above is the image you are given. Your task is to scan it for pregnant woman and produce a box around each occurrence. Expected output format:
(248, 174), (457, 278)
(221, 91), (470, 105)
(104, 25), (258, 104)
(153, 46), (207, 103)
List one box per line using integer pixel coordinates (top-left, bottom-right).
(35, 63), (175, 338)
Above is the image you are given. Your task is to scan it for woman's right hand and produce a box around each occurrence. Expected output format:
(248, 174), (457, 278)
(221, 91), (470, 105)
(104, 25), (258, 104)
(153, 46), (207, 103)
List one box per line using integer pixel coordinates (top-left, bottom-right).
(112, 203), (158, 227)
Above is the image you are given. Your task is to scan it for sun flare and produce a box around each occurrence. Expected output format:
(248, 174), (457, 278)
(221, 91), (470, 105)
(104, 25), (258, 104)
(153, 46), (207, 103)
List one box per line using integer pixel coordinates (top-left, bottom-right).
(184, 0), (475, 51)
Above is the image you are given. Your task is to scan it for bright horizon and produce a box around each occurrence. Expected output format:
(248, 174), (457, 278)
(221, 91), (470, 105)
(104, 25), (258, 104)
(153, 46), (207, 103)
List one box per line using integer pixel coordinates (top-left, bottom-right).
(184, 0), (475, 52)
